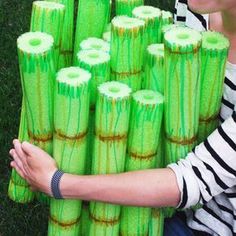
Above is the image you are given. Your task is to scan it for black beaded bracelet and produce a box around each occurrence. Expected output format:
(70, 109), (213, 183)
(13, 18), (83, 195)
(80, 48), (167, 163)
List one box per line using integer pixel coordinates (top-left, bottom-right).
(51, 170), (64, 199)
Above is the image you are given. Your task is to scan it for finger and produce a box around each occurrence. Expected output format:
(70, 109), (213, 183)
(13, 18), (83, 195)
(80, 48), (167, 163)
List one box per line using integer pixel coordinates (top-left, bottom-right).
(13, 139), (28, 165)
(10, 161), (26, 180)
(9, 149), (28, 177)
(22, 141), (48, 158)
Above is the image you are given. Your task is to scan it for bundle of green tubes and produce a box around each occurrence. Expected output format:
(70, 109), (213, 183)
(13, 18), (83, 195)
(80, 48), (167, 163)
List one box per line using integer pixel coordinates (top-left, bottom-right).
(8, 32), (55, 203)
(80, 37), (110, 53)
(111, 16), (145, 92)
(198, 31), (229, 143)
(89, 81), (131, 236)
(120, 90), (164, 236)
(48, 67), (91, 236)
(132, 6), (162, 45)
(73, 0), (111, 63)
(46, 0), (74, 68)
(144, 43), (164, 93)
(30, 1), (65, 70)
(164, 27), (202, 164)
(115, 0), (144, 17)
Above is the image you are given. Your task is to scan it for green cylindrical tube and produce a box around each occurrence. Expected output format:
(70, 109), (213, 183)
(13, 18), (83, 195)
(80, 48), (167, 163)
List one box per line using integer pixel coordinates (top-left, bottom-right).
(132, 6), (162, 45)
(73, 0), (111, 63)
(30, 1), (65, 70)
(46, 0), (74, 68)
(76, 49), (110, 173)
(89, 81), (131, 236)
(160, 10), (173, 43)
(120, 90), (164, 236)
(115, 0), (144, 17)
(102, 23), (112, 43)
(198, 31), (229, 143)
(48, 67), (91, 236)
(9, 32), (55, 203)
(111, 16), (145, 92)
(144, 44), (164, 93)
(149, 208), (165, 236)
(80, 37), (110, 53)
(164, 27), (202, 164)
(161, 24), (179, 43)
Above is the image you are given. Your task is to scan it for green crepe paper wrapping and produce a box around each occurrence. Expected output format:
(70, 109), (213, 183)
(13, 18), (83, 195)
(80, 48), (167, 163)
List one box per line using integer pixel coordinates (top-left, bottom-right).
(9, 32), (55, 203)
(79, 202), (90, 236)
(102, 23), (112, 43)
(115, 0), (144, 17)
(120, 90), (164, 236)
(76, 49), (110, 173)
(46, 0), (74, 68)
(144, 44), (164, 93)
(132, 6), (162, 45)
(149, 208), (165, 236)
(164, 27), (202, 165)
(30, 1), (65, 70)
(89, 81), (131, 236)
(48, 67), (91, 236)
(73, 0), (111, 63)
(111, 16), (145, 92)
(198, 31), (229, 143)
(160, 10), (173, 43)
(161, 24), (179, 43)
(80, 37), (110, 53)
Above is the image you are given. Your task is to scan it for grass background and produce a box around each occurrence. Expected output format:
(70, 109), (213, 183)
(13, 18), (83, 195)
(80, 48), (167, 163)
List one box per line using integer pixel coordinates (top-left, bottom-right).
(0, 0), (174, 235)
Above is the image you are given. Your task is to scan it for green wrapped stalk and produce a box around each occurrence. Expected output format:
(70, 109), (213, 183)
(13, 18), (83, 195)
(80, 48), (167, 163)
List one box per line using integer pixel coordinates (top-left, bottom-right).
(132, 6), (162, 45)
(80, 37), (110, 53)
(164, 27), (202, 164)
(144, 44), (164, 93)
(161, 23), (179, 43)
(46, 0), (74, 68)
(76, 49), (110, 173)
(89, 81), (131, 236)
(30, 1), (65, 70)
(120, 90), (164, 236)
(79, 202), (90, 236)
(73, 0), (111, 63)
(115, 0), (144, 17)
(198, 31), (229, 143)
(9, 32), (55, 203)
(160, 10), (173, 43)
(8, 101), (34, 203)
(111, 16), (145, 92)
(149, 208), (165, 236)
(103, 31), (111, 43)
(48, 67), (91, 236)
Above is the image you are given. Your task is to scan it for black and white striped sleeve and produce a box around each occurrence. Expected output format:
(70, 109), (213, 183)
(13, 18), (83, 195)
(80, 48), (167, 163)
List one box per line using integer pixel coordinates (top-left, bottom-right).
(168, 112), (236, 209)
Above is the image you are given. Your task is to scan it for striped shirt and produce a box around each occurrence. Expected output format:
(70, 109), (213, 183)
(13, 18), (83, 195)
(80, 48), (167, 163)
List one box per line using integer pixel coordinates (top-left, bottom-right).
(168, 1), (236, 235)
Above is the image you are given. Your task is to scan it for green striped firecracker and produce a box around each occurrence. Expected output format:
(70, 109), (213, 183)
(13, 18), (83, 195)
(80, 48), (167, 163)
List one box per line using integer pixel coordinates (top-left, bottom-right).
(73, 0), (111, 64)
(48, 67), (91, 236)
(132, 6), (162, 45)
(80, 37), (110, 53)
(144, 43), (164, 93)
(115, 0), (144, 17)
(120, 90), (164, 236)
(111, 16), (145, 92)
(198, 31), (229, 143)
(8, 32), (56, 203)
(46, 0), (74, 68)
(30, 1), (65, 70)
(164, 27), (202, 164)
(89, 81), (131, 236)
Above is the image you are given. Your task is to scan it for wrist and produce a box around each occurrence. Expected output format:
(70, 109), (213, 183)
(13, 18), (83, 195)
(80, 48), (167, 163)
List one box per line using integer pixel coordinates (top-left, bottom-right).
(50, 169), (64, 199)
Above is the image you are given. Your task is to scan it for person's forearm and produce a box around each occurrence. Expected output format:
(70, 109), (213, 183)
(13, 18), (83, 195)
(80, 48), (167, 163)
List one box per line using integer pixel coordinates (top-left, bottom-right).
(60, 168), (180, 208)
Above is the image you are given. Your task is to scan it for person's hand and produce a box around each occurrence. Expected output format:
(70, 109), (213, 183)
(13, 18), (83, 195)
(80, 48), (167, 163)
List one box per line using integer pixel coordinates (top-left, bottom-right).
(9, 139), (58, 196)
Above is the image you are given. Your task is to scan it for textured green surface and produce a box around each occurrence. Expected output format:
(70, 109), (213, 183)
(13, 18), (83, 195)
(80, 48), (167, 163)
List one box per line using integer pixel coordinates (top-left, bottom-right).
(111, 16), (145, 92)
(30, 1), (65, 70)
(48, 67), (91, 235)
(46, 0), (74, 69)
(89, 81), (131, 236)
(80, 37), (110, 53)
(149, 208), (164, 236)
(120, 90), (163, 236)
(115, 0), (144, 17)
(198, 31), (229, 143)
(77, 49), (111, 175)
(164, 27), (202, 164)
(73, 0), (111, 63)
